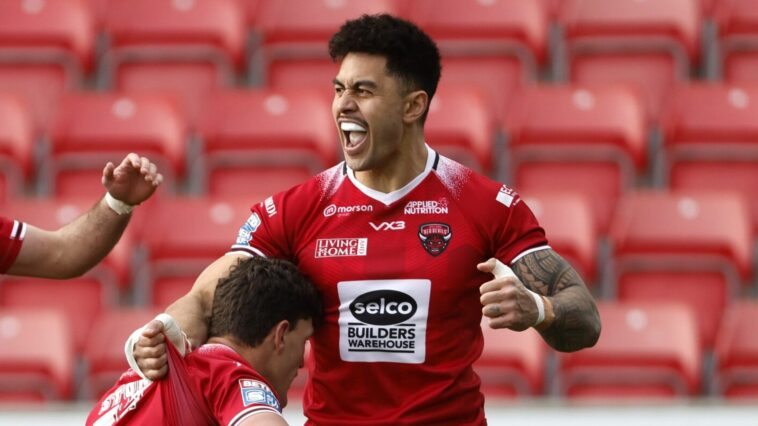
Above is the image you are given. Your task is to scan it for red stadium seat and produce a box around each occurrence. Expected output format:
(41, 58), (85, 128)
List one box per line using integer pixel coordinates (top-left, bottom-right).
(559, 301), (701, 399)
(522, 192), (598, 285)
(0, 308), (75, 401)
(136, 196), (260, 302)
(0, 94), (35, 198)
(505, 84), (647, 233)
(48, 92), (187, 197)
(150, 276), (196, 310)
(662, 83), (758, 233)
(558, 0), (701, 121)
(610, 190), (753, 285)
(208, 166), (312, 198)
(0, 0), (94, 133)
(102, 0), (246, 125)
(198, 88), (336, 193)
(0, 276), (111, 354)
(425, 85), (497, 174)
(715, 302), (758, 399)
(83, 307), (160, 400)
(0, 197), (137, 289)
(475, 318), (547, 398)
(252, 0), (400, 86)
(714, 0), (758, 82)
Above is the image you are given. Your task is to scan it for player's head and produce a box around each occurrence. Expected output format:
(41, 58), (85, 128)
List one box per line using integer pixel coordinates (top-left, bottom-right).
(329, 14), (441, 172)
(209, 256), (322, 404)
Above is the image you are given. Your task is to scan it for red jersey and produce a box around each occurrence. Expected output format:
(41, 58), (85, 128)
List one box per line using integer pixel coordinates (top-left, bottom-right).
(230, 148), (548, 425)
(87, 344), (283, 426)
(0, 216), (26, 273)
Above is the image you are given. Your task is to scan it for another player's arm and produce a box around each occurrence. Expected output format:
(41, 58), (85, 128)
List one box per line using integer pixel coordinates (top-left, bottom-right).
(512, 249), (601, 352)
(238, 412), (289, 426)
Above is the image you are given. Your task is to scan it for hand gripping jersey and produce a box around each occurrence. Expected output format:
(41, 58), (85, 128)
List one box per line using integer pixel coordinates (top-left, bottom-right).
(0, 216), (26, 273)
(230, 148), (549, 425)
(87, 344), (283, 426)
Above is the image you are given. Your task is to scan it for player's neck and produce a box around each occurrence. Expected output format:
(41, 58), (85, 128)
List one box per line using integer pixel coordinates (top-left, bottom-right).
(353, 137), (428, 193)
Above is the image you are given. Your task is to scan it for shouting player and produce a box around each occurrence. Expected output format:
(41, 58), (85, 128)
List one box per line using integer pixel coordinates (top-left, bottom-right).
(129, 14), (601, 425)
(88, 256), (321, 425)
(1, 153), (161, 278)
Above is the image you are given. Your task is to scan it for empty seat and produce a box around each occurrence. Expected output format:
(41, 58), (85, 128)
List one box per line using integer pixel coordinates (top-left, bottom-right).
(208, 165), (312, 197)
(425, 85), (497, 174)
(714, 0), (758, 81)
(150, 276), (196, 310)
(83, 307), (160, 400)
(662, 83), (758, 232)
(0, 94), (35, 198)
(198, 88), (336, 193)
(522, 192), (598, 285)
(102, 0), (246, 125)
(505, 83), (647, 233)
(252, 0), (400, 86)
(475, 317), (547, 398)
(48, 92), (187, 197)
(0, 0), (94, 133)
(715, 302), (758, 399)
(0, 308), (74, 401)
(610, 191), (753, 285)
(136, 196), (262, 301)
(0, 276), (109, 354)
(0, 197), (137, 289)
(559, 301), (701, 398)
(558, 0), (701, 121)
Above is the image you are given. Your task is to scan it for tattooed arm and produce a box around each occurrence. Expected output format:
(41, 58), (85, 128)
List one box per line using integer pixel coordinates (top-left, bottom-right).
(479, 249), (600, 352)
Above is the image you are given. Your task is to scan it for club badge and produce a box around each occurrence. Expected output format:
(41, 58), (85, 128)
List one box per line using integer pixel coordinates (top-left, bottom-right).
(418, 223), (452, 256)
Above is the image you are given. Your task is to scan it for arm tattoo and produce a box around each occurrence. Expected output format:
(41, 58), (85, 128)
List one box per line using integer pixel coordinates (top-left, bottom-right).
(512, 249), (601, 352)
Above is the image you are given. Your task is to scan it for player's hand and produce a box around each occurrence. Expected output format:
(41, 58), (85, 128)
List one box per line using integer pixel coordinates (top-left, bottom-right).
(131, 320), (169, 380)
(102, 153), (163, 206)
(477, 258), (541, 331)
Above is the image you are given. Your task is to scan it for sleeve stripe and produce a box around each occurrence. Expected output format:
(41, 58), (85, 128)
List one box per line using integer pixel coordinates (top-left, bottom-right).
(510, 245), (551, 264)
(229, 245), (267, 257)
(17, 222), (26, 240)
(228, 406), (282, 426)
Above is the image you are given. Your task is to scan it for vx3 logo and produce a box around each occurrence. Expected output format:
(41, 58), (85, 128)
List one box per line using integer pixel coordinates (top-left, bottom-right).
(369, 221), (406, 231)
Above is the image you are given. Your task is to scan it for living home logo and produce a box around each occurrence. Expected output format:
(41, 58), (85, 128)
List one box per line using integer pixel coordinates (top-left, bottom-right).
(323, 203), (374, 217)
(315, 238), (368, 258)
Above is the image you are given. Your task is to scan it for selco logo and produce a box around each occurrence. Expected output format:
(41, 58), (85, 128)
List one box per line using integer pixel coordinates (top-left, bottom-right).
(323, 203), (373, 217)
(350, 290), (417, 326)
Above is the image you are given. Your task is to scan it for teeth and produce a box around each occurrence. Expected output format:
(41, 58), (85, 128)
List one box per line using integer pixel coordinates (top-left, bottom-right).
(340, 122), (366, 132)
(349, 132), (365, 144)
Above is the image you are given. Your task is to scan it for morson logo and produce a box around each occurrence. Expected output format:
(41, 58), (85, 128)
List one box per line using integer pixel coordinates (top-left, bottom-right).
(350, 290), (417, 325)
(369, 221), (405, 231)
(418, 222), (452, 256)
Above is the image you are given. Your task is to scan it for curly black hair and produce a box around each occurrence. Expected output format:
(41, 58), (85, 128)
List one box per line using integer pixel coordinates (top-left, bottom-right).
(209, 256), (322, 347)
(329, 14), (442, 121)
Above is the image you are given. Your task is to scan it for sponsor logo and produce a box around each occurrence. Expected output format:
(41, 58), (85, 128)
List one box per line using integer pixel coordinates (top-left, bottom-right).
(264, 197), (277, 217)
(496, 185), (520, 207)
(96, 374), (151, 422)
(235, 213), (261, 246)
(369, 221), (405, 231)
(315, 238), (368, 258)
(404, 199), (449, 215)
(324, 203), (374, 217)
(350, 290), (418, 325)
(239, 379), (280, 411)
(338, 279), (430, 363)
(418, 223), (452, 256)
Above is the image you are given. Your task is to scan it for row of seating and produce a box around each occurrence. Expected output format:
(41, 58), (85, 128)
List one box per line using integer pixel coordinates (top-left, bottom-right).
(2, 82), (757, 234)
(2, 300), (757, 402)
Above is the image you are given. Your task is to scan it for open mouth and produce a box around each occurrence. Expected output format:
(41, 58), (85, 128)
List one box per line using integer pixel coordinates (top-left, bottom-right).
(340, 121), (368, 149)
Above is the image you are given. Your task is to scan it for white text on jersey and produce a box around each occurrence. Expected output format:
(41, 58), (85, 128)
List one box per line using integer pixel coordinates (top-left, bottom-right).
(369, 221), (406, 231)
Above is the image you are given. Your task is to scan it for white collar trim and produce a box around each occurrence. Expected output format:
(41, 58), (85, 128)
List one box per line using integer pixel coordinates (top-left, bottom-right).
(346, 144), (436, 206)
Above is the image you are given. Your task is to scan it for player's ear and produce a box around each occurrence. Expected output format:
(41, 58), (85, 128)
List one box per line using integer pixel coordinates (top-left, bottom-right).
(273, 320), (291, 353)
(403, 90), (428, 124)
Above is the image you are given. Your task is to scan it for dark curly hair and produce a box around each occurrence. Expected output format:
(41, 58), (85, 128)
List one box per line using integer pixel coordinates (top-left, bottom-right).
(328, 14), (442, 122)
(209, 256), (322, 347)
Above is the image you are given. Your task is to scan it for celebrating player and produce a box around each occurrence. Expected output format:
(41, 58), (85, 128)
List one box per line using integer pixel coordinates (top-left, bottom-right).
(1, 153), (162, 278)
(129, 14), (601, 425)
(88, 256), (321, 425)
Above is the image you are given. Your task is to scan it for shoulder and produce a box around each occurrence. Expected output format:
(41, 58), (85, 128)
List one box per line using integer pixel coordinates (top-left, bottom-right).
(434, 155), (522, 210)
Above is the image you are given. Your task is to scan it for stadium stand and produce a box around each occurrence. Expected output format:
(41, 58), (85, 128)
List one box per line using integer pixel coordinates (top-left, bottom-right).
(0, 308), (75, 402)
(715, 301), (758, 399)
(558, 301), (701, 399)
(713, 0), (758, 82)
(0, 94), (35, 200)
(504, 83), (647, 233)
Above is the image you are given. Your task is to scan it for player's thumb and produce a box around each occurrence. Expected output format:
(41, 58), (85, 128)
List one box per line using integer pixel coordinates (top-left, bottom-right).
(155, 313), (190, 356)
(477, 258), (497, 274)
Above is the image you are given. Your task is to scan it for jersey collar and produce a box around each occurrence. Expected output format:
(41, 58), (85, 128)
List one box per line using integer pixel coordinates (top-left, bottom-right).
(345, 144), (439, 206)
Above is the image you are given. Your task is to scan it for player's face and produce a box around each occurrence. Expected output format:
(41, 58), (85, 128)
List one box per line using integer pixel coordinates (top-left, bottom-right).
(333, 53), (408, 172)
(277, 318), (313, 407)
